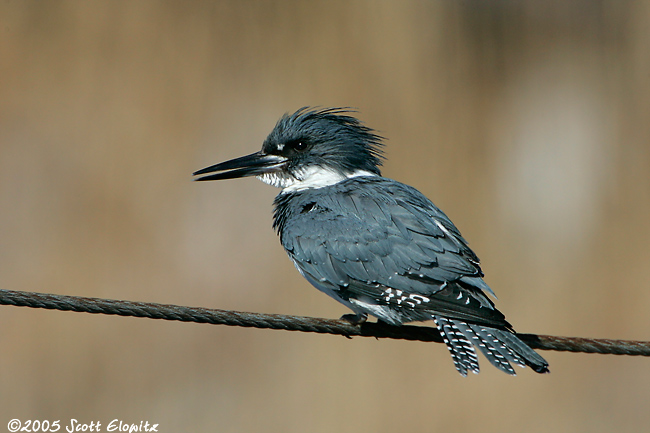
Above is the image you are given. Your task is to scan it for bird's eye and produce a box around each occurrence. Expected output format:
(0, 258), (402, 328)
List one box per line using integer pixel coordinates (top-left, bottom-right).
(289, 140), (308, 152)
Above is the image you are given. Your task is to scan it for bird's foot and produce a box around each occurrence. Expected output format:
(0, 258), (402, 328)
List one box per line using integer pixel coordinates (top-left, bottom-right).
(340, 313), (368, 325)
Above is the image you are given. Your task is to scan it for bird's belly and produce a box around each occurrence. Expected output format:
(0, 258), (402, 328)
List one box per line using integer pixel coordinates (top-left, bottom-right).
(289, 257), (365, 313)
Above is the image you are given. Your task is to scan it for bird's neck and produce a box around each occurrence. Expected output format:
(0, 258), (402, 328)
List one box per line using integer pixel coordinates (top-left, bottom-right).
(279, 166), (377, 194)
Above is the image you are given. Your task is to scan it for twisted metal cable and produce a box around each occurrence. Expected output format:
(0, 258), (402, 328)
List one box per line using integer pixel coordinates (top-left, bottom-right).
(1, 289), (649, 356)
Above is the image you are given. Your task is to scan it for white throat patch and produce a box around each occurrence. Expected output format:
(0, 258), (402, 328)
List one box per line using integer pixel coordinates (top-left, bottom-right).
(257, 166), (377, 193)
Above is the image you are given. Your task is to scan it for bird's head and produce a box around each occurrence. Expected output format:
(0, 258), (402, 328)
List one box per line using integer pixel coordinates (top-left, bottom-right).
(194, 107), (384, 192)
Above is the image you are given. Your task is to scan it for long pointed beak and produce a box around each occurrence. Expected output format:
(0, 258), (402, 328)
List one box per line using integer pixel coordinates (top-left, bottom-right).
(193, 151), (287, 181)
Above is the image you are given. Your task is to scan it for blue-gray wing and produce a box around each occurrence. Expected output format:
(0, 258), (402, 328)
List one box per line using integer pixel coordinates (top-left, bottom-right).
(275, 177), (507, 327)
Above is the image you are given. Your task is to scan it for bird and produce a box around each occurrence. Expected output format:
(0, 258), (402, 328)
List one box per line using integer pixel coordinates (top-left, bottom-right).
(194, 107), (549, 376)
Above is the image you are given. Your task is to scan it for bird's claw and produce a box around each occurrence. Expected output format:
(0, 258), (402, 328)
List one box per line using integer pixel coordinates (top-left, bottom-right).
(339, 313), (368, 325)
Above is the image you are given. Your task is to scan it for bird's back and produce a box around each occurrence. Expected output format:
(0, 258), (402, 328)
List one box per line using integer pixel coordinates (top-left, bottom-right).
(273, 175), (510, 329)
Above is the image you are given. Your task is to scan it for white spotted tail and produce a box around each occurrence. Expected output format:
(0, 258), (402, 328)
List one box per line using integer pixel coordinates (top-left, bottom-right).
(433, 316), (547, 376)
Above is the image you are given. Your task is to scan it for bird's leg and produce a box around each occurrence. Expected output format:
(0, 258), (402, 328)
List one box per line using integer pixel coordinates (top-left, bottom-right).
(340, 312), (368, 325)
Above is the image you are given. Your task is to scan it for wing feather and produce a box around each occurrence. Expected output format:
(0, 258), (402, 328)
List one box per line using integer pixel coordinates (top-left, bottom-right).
(275, 177), (506, 327)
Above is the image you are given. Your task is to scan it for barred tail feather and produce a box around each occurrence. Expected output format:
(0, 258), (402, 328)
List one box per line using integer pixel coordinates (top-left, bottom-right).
(433, 316), (480, 376)
(489, 328), (550, 374)
(433, 315), (549, 376)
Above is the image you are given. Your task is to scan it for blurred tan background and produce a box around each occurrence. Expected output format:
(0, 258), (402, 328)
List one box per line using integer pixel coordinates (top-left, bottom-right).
(2, 1), (650, 432)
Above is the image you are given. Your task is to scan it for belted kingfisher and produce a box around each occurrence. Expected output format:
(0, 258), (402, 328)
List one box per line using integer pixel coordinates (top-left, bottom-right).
(194, 107), (549, 376)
